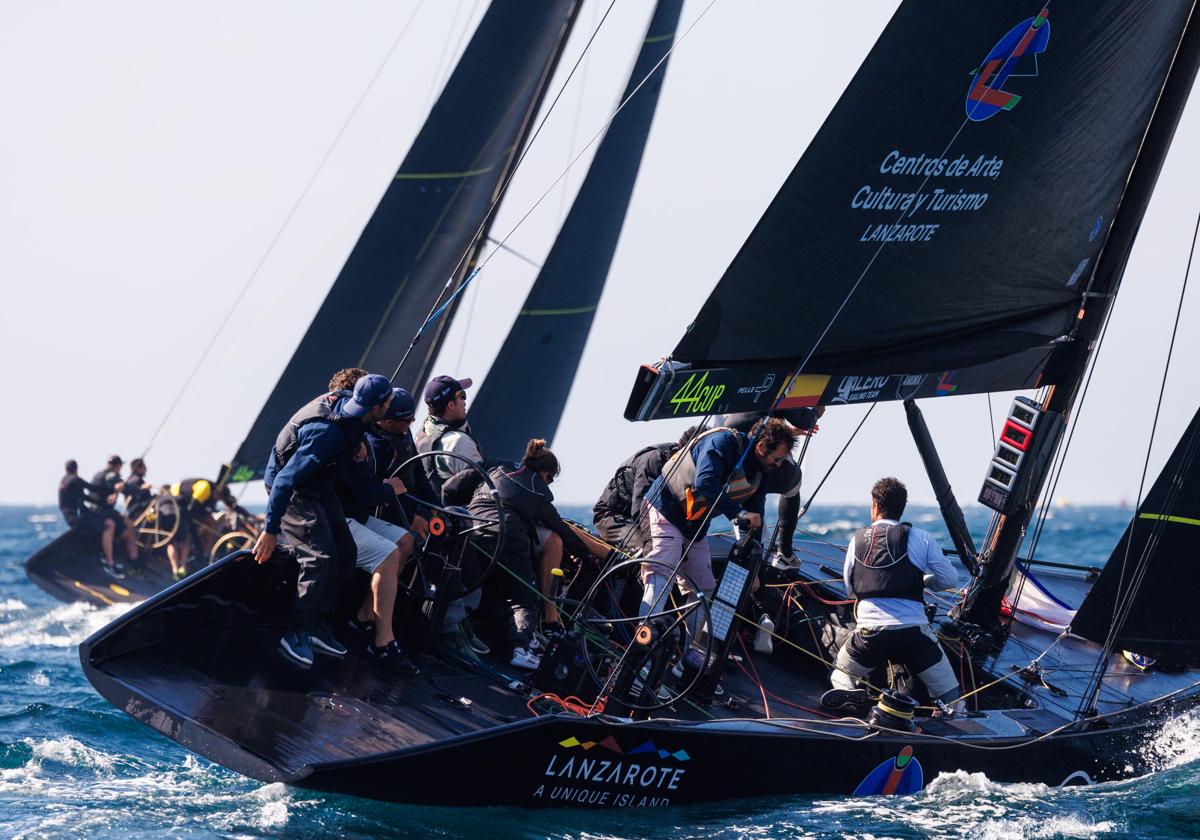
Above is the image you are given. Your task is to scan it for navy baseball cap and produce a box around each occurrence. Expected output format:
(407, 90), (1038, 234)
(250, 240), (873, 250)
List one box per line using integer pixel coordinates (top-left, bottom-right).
(343, 374), (394, 418)
(424, 375), (473, 410)
(384, 388), (417, 421)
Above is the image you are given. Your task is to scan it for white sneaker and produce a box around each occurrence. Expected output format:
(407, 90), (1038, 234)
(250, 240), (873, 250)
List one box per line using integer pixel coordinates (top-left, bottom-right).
(769, 550), (802, 571)
(510, 646), (541, 670)
(754, 614), (775, 654)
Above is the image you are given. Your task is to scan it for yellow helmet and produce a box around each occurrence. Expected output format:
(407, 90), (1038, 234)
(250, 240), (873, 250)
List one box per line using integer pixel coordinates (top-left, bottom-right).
(192, 479), (212, 504)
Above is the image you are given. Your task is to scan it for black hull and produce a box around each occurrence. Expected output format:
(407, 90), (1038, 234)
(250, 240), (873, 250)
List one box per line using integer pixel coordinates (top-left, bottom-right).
(26, 524), (177, 607)
(80, 550), (1200, 809)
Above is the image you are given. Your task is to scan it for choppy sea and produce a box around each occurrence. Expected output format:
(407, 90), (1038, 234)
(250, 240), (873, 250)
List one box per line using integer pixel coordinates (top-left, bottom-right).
(4, 504), (1200, 839)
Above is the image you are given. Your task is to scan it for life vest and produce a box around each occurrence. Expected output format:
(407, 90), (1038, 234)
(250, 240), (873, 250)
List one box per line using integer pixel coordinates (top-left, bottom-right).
(416, 416), (484, 494)
(170, 478), (212, 504)
(663, 427), (760, 522)
(272, 391), (360, 485)
(594, 442), (674, 520)
(847, 522), (924, 603)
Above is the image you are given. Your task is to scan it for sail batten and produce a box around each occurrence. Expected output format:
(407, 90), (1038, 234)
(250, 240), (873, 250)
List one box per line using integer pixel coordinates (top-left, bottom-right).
(231, 0), (580, 480)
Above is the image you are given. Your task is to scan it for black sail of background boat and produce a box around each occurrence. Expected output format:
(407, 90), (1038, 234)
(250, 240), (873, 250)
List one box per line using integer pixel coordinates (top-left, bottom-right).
(77, 0), (1200, 810)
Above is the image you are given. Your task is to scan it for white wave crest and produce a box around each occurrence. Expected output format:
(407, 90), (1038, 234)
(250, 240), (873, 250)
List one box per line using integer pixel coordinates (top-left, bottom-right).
(1140, 708), (1200, 772)
(977, 814), (1115, 839)
(0, 599), (28, 612)
(0, 601), (130, 649)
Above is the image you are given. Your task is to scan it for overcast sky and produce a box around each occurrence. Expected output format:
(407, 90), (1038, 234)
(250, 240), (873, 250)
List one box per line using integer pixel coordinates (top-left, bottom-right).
(2, 1), (1198, 510)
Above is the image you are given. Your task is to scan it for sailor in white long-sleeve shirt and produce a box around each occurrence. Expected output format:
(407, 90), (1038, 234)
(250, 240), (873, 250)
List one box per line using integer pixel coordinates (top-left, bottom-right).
(828, 477), (962, 706)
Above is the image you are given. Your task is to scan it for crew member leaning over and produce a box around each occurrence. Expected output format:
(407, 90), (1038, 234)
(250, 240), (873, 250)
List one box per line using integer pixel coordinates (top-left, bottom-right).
(639, 418), (797, 619)
(253, 374), (394, 669)
(826, 476), (962, 710)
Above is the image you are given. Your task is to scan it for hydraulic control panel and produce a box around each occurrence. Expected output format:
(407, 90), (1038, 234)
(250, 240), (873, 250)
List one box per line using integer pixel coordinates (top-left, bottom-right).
(978, 396), (1065, 515)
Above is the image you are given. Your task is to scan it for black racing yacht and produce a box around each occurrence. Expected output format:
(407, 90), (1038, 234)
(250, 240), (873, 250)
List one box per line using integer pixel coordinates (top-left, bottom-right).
(82, 0), (1200, 810)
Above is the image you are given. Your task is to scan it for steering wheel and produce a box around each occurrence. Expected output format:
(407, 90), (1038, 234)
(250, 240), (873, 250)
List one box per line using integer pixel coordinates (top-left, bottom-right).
(133, 494), (180, 550)
(389, 451), (505, 604)
(573, 558), (714, 712)
(209, 530), (255, 564)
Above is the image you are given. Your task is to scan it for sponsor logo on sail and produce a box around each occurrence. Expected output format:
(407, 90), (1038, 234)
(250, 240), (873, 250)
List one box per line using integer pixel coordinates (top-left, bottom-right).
(736, 374), (776, 405)
(894, 374), (926, 400)
(831, 375), (891, 404)
(967, 8), (1050, 122)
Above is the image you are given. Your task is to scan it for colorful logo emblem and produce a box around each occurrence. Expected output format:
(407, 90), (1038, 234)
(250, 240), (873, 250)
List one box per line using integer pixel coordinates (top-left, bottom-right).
(558, 735), (690, 762)
(853, 745), (924, 796)
(967, 8), (1050, 121)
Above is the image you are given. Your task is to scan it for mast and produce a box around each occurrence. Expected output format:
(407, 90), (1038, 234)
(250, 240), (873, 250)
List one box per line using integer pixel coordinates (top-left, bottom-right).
(954, 5), (1200, 636)
(470, 0), (684, 462)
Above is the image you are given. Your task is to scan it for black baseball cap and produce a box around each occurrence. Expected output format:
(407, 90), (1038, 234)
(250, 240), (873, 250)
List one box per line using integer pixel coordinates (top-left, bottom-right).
(424, 375), (473, 411)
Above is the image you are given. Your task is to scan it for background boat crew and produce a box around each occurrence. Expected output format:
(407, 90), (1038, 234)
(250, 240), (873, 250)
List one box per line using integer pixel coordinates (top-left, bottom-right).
(828, 477), (961, 709)
(218, 485), (261, 534)
(335, 387), (421, 676)
(121, 458), (153, 520)
(254, 373), (394, 669)
(714, 407), (823, 568)
(416, 374), (484, 494)
(86, 454), (140, 578)
(164, 477), (216, 580)
(639, 419), (797, 619)
(58, 459), (128, 577)
(593, 425), (702, 554)
(465, 439), (603, 670)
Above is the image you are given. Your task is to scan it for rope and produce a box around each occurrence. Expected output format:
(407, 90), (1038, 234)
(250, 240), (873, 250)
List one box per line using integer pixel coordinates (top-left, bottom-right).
(139, 1), (427, 458)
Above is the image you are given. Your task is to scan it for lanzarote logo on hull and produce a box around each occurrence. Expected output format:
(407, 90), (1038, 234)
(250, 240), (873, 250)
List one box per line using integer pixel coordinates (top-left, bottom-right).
(967, 8), (1050, 122)
(532, 734), (690, 807)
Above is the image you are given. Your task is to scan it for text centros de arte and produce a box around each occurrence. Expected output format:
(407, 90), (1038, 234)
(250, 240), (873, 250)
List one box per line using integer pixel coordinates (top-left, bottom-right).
(853, 149), (1004, 243)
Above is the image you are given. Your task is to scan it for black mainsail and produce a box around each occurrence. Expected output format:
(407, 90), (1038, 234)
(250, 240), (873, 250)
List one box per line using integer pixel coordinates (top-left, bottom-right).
(231, 1), (580, 480)
(469, 0), (683, 461)
(1069, 407), (1200, 664)
(627, 2), (1200, 421)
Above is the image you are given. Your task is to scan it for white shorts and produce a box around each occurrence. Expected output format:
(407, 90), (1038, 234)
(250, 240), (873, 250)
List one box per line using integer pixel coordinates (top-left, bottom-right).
(640, 505), (715, 593)
(347, 516), (409, 573)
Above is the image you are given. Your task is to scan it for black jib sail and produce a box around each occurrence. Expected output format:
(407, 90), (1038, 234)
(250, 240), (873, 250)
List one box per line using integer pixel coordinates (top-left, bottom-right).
(1070, 407), (1200, 664)
(470, 0), (683, 461)
(231, 0), (580, 480)
(628, 2), (1199, 421)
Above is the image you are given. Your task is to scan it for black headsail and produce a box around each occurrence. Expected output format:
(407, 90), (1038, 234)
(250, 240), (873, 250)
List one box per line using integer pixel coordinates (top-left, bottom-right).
(1069, 407), (1200, 664)
(469, 0), (683, 462)
(231, 1), (580, 480)
(626, 2), (1200, 422)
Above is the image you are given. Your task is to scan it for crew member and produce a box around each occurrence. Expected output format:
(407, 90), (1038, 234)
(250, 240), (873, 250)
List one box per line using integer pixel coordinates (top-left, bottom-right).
(466, 439), (604, 670)
(86, 454), (140, 577)
(328, 367), (368, 393)
(714, 407), (822, 568)
(122, 458), (153, 520)
(335, 387), (421, 675)
(639, 419), (797, 619)
(253, 374), (394, 669)
(592, 426), (701, 554)
(827, 477), (961, 708)
(165, 477), (216, 580)
(58, 460), (105, 528)
(416, 375), (485, 495)
(370, 388), (436, 537)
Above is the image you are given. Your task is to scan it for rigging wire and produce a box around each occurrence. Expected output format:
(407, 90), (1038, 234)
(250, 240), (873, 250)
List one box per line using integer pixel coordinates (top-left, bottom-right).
(798, 403), (876, 516)
(137, 1), (428, 459)
(1079, 204), (1200, 715)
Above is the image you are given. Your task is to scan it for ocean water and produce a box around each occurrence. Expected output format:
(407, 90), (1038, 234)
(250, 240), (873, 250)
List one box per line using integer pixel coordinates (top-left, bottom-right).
(3, 504), (1200, 839)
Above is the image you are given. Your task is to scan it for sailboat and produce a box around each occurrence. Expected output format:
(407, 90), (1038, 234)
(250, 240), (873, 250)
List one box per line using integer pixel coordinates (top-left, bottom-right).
(79, 0), (1200, 809)
(29, 0), (651, 606)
